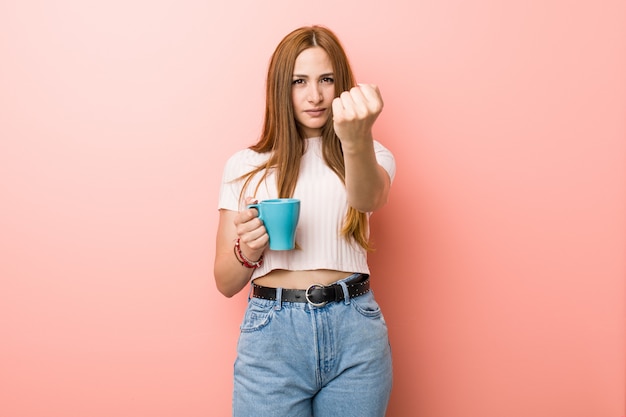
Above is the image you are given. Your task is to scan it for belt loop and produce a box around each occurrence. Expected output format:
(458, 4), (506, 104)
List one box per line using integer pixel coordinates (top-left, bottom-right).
(274, 287), (283, 310)
(338, 280), (350, 305)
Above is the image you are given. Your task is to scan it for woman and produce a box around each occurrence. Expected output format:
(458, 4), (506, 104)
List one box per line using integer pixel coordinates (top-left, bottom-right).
(214, 25), (396, 417)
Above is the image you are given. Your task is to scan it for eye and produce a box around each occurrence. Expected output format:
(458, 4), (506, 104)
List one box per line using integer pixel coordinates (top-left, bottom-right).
(292, 79), (305, 85)
(321, 77), (334, 84)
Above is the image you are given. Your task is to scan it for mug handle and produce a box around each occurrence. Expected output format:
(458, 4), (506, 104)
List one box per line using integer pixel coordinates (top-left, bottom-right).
(247, 203), (262, 221)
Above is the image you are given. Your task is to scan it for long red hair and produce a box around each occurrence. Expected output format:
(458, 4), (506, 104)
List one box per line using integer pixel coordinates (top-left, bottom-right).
(239, 26), (371, 250)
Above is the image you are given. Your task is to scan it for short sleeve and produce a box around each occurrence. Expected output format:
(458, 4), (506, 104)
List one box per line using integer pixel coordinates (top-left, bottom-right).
(217, 153), (245, 211)
(217, 148), (272, 211)
(373, 140), (396, 183)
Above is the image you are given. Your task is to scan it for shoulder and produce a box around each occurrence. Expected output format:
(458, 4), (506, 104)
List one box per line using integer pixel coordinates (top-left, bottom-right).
(225, 147), (267, 164)
(373, 139), (393, 155)
(372, 140), (396, 182)
(222, 148), (270, 177)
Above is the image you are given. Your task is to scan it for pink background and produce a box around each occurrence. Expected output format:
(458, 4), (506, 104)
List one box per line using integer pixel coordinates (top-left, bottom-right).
(1, 0), (624, 416)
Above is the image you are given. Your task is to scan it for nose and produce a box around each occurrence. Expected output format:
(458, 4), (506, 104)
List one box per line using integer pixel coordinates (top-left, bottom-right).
(307, 84), (323, 103)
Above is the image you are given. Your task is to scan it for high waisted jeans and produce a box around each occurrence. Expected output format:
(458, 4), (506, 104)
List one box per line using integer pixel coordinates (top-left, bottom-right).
(233, 274), (393, 417)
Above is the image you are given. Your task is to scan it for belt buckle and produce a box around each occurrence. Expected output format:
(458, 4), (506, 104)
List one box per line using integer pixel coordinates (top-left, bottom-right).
(305, 284), (327, 307)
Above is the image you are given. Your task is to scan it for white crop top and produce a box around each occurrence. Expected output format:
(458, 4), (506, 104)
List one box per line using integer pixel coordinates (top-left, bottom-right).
(217, 137), (396, 280)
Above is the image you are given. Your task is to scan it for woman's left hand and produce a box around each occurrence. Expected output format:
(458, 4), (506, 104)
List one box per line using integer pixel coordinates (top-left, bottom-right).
(332, 84), (383, 148)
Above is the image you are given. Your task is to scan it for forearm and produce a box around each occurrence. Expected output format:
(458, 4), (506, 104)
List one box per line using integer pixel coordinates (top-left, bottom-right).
(342, 135), (391, 213)
(214, 208), (266, 297)
(214, 247), (256, 297)
(332, 84), (390, 212)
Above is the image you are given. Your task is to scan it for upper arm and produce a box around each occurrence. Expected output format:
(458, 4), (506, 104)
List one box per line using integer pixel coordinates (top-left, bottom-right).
(215, 209), (238, 258)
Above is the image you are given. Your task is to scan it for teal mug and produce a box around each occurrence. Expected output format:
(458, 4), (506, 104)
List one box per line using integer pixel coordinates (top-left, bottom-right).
(247, 198), (300, 250)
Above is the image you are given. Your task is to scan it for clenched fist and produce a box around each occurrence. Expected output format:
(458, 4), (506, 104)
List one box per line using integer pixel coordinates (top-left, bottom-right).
(332, 84), (383, 147)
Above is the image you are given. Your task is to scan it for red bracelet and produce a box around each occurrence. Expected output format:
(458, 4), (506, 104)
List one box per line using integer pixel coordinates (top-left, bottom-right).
(234, 238), (264, 269)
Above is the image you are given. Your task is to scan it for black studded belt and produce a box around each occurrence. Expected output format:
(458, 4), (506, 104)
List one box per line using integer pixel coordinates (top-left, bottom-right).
(251, 274), (370, 307)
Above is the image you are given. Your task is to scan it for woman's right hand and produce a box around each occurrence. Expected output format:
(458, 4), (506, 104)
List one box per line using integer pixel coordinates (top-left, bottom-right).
(214, 197), (269, 297)
(234, 197), (269, 255)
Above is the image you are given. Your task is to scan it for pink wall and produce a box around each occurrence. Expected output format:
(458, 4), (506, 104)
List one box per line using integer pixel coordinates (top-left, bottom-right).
(1, 1), (624, 416)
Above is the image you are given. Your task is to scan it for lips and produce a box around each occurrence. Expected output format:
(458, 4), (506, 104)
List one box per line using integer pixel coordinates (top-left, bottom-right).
(305, 108), (326, 117)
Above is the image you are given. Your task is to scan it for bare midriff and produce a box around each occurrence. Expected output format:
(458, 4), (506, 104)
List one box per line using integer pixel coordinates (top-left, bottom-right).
(252, 269), (354, 289)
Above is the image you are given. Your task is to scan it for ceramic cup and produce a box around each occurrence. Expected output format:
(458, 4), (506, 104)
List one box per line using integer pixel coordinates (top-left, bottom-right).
(247, 198), (300, 250)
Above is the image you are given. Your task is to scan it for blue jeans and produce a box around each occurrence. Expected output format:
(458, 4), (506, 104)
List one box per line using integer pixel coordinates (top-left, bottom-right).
(233, 274), (393, 417)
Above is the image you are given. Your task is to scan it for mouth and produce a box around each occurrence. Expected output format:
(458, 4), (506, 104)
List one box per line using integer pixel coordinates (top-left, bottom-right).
(305, 108), (326, 117)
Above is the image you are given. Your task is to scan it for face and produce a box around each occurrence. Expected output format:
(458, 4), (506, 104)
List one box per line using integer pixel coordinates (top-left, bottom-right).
(291, 47), (335, 138)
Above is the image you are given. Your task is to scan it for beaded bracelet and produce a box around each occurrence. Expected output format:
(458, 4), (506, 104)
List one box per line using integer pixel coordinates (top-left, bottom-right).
(234, 238), (264, 269)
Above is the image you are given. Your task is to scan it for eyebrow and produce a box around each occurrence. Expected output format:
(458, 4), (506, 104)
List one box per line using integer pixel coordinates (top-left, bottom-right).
(292, 73), (334, 79)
